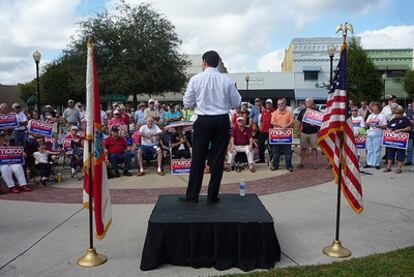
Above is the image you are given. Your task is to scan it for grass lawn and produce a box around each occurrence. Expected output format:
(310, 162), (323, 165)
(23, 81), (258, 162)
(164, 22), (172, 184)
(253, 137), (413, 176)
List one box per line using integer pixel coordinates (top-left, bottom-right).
(226, 246), (414, 277)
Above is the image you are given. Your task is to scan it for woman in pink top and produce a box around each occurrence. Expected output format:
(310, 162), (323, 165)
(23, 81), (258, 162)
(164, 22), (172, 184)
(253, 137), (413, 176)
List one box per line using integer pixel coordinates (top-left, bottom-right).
(109, 110), (124, 127)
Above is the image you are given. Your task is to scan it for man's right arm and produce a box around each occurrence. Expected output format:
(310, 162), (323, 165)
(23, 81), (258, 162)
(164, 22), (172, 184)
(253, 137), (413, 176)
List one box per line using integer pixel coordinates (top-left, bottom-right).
(229, 82), (242, 109)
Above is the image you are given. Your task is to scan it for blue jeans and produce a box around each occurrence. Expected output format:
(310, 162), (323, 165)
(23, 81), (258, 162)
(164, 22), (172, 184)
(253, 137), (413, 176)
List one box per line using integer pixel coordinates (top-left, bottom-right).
(366, 134), (382, 166)
(12, 130), (27, 149)
(386, 147), (406, 162)
(108, 151), (135, 172)
(406, 138), (413, 164)
(272, 144), (292, 169)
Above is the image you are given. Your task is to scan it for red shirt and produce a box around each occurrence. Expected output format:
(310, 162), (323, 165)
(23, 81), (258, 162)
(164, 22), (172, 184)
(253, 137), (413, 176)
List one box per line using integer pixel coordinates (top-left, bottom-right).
(120, 113), (129, 125)
(104, 136), (127, 154)
(231, 126), (252, 146)
(260, 108), (274, 133)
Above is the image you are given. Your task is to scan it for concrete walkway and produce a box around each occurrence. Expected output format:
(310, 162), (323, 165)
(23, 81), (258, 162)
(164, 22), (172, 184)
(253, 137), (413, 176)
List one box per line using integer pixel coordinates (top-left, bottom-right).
(0, 167), (413, 277)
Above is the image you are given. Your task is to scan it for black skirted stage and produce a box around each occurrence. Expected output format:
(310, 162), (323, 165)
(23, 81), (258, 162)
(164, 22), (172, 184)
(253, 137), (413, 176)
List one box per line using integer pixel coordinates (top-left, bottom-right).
(140, 194), (281, 272)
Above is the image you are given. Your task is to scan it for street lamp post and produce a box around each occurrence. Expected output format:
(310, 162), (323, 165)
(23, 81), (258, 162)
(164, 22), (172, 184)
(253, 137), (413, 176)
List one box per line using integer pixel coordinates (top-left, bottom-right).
(32, 50), (41, 111)
(382, 72), (387, 100)
(245, 74), (250, 90)
(328, 44), (336, 92)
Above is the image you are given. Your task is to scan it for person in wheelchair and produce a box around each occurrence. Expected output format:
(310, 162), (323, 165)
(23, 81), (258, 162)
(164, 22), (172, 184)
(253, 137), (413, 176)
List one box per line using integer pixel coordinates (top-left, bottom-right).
(104, 126), (135, 177)
(171, 128), (191, 159)
(33, 143), (60, 186)
(137, 117), (164, 176)
(225, 117), (255, 173)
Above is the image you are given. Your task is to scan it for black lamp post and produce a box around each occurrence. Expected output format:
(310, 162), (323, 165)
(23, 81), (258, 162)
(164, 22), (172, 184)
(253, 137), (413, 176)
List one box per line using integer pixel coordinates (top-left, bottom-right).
(245, 74), (250, 90)
(382, 72), (387, 100)
(328, 44), (336, 91)
(32, 50), (41, 111)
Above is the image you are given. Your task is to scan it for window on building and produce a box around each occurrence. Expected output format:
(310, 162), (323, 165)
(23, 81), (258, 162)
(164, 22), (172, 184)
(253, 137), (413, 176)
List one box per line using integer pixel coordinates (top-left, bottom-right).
(304, 71), (319, 81)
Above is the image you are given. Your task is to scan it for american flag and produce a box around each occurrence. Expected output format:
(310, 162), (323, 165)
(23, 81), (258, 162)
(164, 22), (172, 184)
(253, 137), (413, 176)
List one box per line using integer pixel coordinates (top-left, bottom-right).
(317, 43), (363, 213)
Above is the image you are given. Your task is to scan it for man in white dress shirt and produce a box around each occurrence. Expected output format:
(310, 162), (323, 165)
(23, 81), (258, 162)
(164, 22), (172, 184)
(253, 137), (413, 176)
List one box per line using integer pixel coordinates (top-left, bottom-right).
(181, 51), (241, 204)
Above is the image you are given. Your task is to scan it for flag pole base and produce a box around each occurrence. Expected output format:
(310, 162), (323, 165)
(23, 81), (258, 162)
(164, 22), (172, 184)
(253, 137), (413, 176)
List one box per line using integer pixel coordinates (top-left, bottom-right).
(323, 240), (352, 258)
(77, 248), (107, 267)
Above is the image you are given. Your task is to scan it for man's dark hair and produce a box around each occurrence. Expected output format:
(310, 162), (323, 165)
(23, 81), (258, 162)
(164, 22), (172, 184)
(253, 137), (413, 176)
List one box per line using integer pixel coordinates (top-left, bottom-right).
(202, 51), (220, 67)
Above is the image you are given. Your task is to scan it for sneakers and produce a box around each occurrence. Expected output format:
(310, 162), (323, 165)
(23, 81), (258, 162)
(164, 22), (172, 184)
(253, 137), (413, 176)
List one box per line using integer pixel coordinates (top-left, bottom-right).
(137, 171), (145, 177)
(123, 171), (132, 176)
(71, 168), (76, 178)
(20, 185), (31, 192)
(157, 170), (165, 176)
(249, 167), (255, 173)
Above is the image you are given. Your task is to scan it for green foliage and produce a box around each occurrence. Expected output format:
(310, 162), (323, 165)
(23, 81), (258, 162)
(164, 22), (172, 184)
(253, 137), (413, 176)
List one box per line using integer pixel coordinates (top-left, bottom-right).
(347, 38), (383, 103)
(225, 245), (414, 277)
(23, 1), (188, 106)
(404, 70), (414, 99)
(17, 80), (36, 103)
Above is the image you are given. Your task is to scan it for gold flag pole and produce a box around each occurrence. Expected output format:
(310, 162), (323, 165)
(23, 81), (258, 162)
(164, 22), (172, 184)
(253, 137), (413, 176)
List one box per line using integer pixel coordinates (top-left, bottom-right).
(322, 22), (353, 258)
(77, 37), (107, 267)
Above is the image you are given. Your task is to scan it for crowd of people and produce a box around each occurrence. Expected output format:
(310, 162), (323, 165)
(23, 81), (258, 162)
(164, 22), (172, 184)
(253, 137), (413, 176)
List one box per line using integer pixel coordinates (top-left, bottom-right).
(0, 93), (412, 194)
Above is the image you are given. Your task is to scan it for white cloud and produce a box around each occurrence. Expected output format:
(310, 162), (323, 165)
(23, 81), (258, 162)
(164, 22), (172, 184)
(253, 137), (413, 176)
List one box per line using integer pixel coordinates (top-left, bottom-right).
(359, 25), (414, 49)
(257, 49), (285, 72)
(106, 0), (387, 72)
(0, 0), (82, 85)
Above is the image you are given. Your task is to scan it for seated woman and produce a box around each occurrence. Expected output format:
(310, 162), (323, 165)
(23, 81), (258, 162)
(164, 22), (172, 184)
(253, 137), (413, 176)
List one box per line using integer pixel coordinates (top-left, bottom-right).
(0, 133), (31, 193)
(65, 126), (83, 177)
(171, 128), (191, 159)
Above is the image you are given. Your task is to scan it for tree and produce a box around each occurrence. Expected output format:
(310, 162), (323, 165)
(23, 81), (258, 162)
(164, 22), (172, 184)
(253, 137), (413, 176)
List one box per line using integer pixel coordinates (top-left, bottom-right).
(22, 2), (188, 106)
(347, 38), (383, 103)
(404, 70), (414, 99)
(18, 80), (36, 104)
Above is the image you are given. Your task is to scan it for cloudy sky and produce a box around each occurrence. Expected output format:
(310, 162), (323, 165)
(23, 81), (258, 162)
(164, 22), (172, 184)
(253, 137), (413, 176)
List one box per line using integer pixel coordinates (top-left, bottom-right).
(1, 0), (413, 85)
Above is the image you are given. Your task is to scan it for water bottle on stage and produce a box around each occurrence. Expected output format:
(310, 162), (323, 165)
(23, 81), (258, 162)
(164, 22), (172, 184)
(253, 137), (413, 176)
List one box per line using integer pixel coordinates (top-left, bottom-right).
(240, 179), (246, 196)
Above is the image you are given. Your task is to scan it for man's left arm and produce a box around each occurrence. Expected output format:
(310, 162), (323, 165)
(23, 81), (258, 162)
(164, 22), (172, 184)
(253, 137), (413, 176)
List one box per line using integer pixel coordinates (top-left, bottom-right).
(183, 78), (196, 109)
(284, 112), (295, 128)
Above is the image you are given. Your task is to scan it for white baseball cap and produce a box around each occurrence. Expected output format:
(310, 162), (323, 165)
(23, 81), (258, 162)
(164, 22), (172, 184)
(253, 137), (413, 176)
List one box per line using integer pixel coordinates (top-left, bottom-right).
(266, 99), (273, 104)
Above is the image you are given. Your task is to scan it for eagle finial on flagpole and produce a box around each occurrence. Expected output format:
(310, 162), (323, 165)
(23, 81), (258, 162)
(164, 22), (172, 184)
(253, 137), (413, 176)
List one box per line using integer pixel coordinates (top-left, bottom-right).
(336, 22), (354, 43)
(87, 35), (93, 48)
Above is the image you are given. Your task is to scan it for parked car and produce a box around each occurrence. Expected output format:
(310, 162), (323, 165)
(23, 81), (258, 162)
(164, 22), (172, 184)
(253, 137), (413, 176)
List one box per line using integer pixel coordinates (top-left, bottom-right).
(316, 104), (326, 113)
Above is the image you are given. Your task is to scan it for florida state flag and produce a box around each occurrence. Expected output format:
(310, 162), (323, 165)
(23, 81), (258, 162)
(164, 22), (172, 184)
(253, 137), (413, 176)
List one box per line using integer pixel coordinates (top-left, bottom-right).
(83, 38), (112, 240)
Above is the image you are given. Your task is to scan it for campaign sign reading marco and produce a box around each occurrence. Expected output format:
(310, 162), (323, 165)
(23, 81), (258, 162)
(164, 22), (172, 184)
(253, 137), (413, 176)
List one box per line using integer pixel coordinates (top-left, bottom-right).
(0, 146), (25, 165)
(28, 120), (54, 137)
(0, 114), (18, 129)
(381, 130), (409, 150)
(269, 128), (293, 144)
(354, 135), (366, 150)
(171, 159), (192, 175)
(302, 109), (323, 126)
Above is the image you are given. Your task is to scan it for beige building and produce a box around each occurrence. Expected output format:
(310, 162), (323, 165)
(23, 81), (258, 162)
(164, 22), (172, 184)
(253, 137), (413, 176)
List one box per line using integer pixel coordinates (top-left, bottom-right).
(0, 85), (26, 107)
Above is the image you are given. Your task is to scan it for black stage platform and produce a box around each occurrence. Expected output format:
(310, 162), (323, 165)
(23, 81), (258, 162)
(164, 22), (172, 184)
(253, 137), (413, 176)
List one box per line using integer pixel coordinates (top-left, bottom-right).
(140, 194), (281, 272)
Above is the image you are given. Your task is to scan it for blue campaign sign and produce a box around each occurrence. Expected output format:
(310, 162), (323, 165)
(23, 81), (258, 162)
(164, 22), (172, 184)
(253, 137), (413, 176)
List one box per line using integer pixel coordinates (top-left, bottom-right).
(381, 130), (409, 150)
(0, 146), (25, 165)
(0, 114), (18, 129)
(28, 120), (54, 138)
(268, 128), (293, 145)
(171, 159), (191, 175)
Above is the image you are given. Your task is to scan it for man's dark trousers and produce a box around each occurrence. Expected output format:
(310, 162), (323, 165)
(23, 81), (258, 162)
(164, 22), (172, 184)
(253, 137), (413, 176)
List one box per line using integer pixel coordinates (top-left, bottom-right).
(186, 115), (230, 201)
